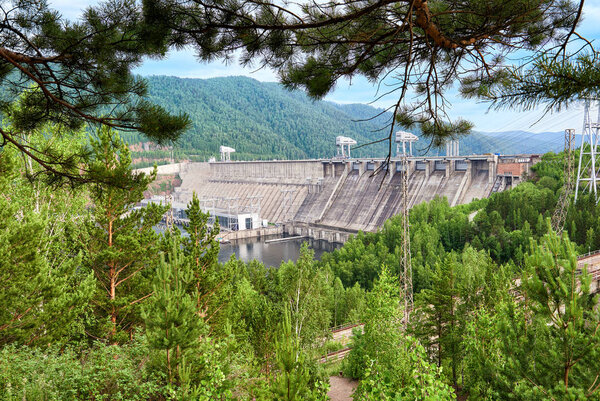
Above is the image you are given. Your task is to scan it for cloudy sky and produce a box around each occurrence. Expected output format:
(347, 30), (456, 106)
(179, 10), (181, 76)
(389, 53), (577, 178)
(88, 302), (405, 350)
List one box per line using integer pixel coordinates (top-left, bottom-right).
(52, 0), (600, 133)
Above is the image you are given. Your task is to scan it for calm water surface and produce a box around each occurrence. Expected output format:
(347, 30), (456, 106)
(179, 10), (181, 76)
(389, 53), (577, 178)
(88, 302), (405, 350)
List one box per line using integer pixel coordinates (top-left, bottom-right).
(156, 224), (342, 266)
(218, 237), (342, 267)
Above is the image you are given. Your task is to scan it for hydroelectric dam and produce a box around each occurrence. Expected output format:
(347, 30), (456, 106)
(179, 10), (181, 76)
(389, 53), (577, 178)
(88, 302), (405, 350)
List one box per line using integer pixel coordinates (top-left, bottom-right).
(156, 153), (538, 243)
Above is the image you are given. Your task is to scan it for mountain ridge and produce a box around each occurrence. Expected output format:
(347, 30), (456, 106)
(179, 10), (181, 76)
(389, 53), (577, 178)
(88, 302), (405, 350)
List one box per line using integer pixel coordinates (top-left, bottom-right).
(124, 75), (566, 162)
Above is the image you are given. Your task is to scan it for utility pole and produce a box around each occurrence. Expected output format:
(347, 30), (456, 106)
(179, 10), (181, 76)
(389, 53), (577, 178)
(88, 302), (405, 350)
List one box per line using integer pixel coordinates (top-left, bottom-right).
(551, 129), (575, 235)
(400, 155), (413, 326)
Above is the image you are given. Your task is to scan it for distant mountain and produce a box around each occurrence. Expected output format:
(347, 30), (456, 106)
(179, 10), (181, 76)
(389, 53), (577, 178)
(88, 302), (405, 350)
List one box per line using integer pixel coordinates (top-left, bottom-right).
(125, 75), (395, 160)
(474, 131), (565, 155)
(124, 75), (566, 161)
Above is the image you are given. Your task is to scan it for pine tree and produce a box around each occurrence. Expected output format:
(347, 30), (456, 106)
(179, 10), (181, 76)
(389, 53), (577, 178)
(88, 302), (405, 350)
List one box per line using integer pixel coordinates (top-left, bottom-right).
(0, 142), (95, 345)
(143, 237), (203, 385)
(182, 192), (222, 320)
(145, 0), (578, 146)
(472, 52), (600, 117)
(270, 309), (311, 401)
(412, 253), (461, 386)
(0, 1), (189, 182)
(83, 127), (167, 341)
(467, 228), (600, 399)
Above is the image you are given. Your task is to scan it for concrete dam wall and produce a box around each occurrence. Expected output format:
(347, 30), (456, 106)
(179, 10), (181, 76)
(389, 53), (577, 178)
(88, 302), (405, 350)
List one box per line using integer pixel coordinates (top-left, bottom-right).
(172, 155), (537, 239)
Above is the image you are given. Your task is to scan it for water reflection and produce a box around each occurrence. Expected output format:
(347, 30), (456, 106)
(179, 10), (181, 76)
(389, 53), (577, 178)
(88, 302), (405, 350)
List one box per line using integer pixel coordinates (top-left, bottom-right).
(218, 236), (342, 267)
(156, 224), (342, 267)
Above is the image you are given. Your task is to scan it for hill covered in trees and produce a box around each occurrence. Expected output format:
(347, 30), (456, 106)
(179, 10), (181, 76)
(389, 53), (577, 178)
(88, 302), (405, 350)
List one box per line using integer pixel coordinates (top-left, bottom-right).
(4, 122), (600, 399)
(125, 76), (563, 164)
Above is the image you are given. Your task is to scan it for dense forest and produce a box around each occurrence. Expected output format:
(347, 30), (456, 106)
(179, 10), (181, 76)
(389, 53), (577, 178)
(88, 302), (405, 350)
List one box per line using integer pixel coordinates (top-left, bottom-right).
(124, 76), (563, 165)
(1, 0), (597, 398)
(3, 100), (600, 400)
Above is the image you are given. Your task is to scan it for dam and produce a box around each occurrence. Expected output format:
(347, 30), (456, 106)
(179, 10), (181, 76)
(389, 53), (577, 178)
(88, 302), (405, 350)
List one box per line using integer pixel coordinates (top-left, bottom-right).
(163, 153), (539, 242)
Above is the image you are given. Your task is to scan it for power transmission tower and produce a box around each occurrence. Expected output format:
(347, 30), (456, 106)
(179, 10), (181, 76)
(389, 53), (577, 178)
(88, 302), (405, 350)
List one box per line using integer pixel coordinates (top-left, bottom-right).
(164, 194), (174, 231)
(400, 155), (413, 326)
(575, 101), (600, 202)
(280, 189), (296, 222)
(245, 195), (263, 215)
(551, 129), (575, 235)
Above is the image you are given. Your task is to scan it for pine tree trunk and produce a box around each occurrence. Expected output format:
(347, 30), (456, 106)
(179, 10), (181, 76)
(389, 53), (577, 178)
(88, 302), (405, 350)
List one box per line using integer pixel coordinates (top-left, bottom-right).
(110, 272), (117, 338)
(451, 295), (457, 387)
(108, 215), (117, 339)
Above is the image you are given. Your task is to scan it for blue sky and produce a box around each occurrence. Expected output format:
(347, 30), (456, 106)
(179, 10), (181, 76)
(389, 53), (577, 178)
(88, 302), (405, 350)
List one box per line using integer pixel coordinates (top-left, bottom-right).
(53, 0), (600, 133)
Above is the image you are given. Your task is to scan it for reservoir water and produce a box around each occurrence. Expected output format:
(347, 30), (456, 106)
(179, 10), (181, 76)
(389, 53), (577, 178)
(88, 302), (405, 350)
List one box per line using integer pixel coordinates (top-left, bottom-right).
(156, 224), (342, 266)
(217, 236), (342, 267)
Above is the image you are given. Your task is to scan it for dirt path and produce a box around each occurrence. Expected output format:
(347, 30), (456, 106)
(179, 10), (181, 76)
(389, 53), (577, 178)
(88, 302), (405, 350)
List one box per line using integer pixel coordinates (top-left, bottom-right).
(328, 376), (357, 401)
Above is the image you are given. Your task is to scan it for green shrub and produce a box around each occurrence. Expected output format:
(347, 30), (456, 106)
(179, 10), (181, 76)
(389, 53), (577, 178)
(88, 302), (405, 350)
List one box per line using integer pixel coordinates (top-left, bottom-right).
(0, 341), (163, 401)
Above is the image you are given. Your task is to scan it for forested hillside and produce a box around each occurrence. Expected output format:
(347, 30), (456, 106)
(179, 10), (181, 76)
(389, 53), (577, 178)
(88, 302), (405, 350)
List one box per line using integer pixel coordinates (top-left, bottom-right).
(125, 76), (563, 165)
(124, 75), (392, 161)
(5, 120), (600, 400)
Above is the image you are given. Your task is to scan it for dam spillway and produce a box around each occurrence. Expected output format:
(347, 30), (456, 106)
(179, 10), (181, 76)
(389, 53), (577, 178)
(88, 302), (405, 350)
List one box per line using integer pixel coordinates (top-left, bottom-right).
(172, 154), (538, 240)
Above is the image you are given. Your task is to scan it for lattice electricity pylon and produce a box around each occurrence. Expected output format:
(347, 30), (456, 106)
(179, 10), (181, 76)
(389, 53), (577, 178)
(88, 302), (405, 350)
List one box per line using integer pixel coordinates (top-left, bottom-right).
(280, 189), (296, 222)
(243, 195), (263, 215)
(164, 194), (174, 231)
(551, 129), (575, 235)
(199, 198), (218, 225)
(575, 101), (600, 203)
(224, 197), (240, 230)
(400, 155), (413, 326)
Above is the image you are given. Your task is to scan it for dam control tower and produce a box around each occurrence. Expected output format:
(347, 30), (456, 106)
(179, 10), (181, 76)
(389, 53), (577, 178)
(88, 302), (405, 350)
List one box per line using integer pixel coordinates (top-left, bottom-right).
(395, 131), (418, 156)
(336, 136), (357, 158)
(220, 145), (235, 161)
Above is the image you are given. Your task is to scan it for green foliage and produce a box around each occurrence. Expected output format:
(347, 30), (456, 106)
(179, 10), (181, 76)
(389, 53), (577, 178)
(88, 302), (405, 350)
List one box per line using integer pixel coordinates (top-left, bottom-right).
(121, 76), (541, 161)
(322, 150), (600, 293)
(269, 309), (325, 401)
(182, 192), (226, 324)
(129, 75), (393, 160)
(82, 127), (167, 341)
(0, 0), (190, 181)
(278, 244), (332, 347)
(226, 267), (278, 364)
(465, 229), (600, 400)
(147, 0), (578, 145)
(345, 266), (455, 400)
(411, 247), (510, 388)
(0, 129), (94, 346)
(0, 341), (162, 400)
(143, 237), (203, 385)
(5, 80), (600, 400)
(413, 253), (462, 385)
(331, 277), (346, 327)
(475, 52), (600, 114)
